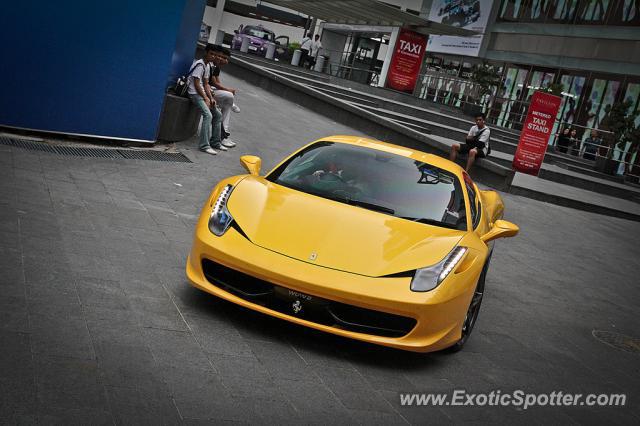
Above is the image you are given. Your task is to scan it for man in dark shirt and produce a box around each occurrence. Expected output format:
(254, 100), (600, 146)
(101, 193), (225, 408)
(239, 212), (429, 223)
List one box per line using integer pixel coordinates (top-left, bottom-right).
(581, 129), (603, 161)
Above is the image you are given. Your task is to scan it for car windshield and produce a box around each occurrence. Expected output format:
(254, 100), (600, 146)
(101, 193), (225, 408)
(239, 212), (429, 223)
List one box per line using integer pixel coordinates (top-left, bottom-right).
(245, 27), (274, 41)
(267, 142), (467, 230)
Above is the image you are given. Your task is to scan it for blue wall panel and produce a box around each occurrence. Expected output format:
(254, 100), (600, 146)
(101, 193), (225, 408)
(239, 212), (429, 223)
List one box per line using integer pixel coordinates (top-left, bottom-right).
(0, 0), (206, 141)
(170, 0), (209, 88)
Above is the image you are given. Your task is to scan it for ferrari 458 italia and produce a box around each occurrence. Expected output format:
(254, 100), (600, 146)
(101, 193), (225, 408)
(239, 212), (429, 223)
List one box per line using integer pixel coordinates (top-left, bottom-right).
(186, 136), (518, 352)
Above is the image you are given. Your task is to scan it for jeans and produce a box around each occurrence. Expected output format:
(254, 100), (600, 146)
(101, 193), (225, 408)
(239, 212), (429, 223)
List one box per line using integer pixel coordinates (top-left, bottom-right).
(190, 95), (212, 150)
(210, 105), (222, 148)
(190, 95), (222, 150)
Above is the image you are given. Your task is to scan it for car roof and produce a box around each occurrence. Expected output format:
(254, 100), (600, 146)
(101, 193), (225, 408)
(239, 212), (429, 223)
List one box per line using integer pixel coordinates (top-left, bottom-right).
(314, 135), (466, 177)
(245, 25), (274, 33)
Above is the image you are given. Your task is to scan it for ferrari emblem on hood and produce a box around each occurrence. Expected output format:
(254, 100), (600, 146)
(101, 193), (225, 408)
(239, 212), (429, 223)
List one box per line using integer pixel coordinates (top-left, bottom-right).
(309, 252), (318, 261)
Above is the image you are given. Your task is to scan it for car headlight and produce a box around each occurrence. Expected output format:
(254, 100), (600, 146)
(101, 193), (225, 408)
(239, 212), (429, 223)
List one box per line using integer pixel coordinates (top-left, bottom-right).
(208, 184), (234, 236)
(410, 247), (467, 292)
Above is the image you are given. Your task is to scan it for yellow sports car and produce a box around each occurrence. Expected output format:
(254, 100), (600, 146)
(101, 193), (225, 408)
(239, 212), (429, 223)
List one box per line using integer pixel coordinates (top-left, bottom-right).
(186, 136), (518, 352)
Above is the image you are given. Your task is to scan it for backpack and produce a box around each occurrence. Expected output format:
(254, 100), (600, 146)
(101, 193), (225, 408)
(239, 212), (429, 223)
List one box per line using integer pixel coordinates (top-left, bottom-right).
(173, 62), (205, 97)
(473, 127), (491, 156)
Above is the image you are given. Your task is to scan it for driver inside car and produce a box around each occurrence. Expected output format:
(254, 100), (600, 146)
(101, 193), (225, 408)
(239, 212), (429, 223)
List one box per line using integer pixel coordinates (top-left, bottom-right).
(307, 155), (373, 199)
(305, 155), (350, 193)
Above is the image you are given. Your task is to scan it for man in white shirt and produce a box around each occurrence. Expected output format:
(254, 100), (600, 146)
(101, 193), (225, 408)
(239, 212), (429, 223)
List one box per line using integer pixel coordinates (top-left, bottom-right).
(299, 34), (312, 68)
(187, 44), (224, 155)
(309, 34), (323, 69)
(449, 113), (491, 171)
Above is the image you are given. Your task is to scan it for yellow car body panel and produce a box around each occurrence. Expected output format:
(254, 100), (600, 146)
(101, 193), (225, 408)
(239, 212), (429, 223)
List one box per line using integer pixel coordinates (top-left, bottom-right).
(228, 176), (466, 277)
(186, 136), (515, 352)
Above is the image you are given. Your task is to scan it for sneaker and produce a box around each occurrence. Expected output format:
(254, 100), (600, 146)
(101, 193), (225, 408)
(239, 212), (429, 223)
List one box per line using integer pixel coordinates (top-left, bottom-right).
(201, 147), (217, 155)
(211, 143), (228, 151)
(231, 104), (241, 113)
(221, 139), (236, 148)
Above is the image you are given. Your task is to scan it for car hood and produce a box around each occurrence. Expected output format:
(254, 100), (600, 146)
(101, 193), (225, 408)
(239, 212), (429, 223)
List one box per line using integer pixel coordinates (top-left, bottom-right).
(245, 35), (267, 45)
(226, 177), (465, 277)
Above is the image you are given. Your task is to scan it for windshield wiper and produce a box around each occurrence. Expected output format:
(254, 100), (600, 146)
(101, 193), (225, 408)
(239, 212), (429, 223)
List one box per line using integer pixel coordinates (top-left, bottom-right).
(401, 217), (457, 229)
(310, 190), (395, 215)
(346, 198), (395, 215)
(275, 182), (395, 215)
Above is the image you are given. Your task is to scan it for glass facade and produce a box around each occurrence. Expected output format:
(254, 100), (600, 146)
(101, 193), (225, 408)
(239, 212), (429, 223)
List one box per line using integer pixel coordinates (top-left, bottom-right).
(414, 52), (640, 175)
(498, 0), (640, 25)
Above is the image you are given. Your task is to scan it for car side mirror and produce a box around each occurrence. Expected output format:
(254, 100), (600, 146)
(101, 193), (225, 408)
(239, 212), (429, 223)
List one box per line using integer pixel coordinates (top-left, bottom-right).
(240, 155), (262, 176)
(480, 220), (519, 244)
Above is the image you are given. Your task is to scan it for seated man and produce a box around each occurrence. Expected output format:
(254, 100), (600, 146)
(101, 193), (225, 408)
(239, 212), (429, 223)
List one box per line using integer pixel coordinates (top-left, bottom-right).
(187, 44), (224, 155)
(207, 45), (240, 148)
(449, 113), (491, 171)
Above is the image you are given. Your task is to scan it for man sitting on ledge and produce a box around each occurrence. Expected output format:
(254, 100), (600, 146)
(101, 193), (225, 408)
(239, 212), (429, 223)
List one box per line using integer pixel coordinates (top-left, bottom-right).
(449, 113), (491, 171)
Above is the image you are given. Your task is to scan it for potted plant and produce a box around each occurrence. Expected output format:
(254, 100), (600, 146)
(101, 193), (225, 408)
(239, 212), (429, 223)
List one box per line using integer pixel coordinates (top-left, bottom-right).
(597, 100), (639, 175)
(464, 62), (501, 116)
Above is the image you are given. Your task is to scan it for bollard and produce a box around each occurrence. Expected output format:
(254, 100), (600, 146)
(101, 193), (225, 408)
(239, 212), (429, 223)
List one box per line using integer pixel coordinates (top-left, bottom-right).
(291, 49), (301, 66)
(240, 37), (250, 53)
(265, 42), (276, 60)
(313, 55), (326, 72)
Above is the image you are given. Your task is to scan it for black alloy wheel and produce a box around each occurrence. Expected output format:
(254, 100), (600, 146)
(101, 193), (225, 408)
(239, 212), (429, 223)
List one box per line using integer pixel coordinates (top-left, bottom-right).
(444, 251), (492, 353)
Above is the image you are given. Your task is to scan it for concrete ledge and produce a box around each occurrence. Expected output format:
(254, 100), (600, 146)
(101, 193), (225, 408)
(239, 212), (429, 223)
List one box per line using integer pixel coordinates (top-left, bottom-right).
(509, 173), (640, 222)
(157, 94), (200, 142)
(228, 57), (515, 191)
(509, 185), (640, 222)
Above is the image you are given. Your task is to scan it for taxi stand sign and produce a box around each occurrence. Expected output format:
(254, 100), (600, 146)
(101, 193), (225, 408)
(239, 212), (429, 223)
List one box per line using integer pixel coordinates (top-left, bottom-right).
(512, 91), (562, 176)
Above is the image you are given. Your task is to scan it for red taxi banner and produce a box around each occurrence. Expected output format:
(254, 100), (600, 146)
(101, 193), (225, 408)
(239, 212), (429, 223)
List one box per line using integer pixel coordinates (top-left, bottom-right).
(386, 29), (427, 93)
(512, 91), (562, 176)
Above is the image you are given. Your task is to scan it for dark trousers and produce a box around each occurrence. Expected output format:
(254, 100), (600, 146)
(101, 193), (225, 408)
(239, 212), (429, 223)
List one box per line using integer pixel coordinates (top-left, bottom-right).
(300, 49), (309, 67)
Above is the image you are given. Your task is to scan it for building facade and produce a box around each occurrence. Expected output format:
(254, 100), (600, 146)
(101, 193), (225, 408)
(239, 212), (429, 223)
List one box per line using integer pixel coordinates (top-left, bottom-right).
(416, 0), (640, 159)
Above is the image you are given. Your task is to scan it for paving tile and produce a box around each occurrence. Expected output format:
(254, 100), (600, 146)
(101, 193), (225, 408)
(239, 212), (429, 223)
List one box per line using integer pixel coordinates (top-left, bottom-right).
(143, 328), (210, 369)
(246, 339), (317, 382)
(159, 366), (226, 419)
(34, 407), (114, 425)
(94, 342), (163, 391)
(313, 366), (396, 413)
(83, 305), (144, 347)
(106, 385), (181, 425)
(184, 313), (253, 358)
(274, 378), (346, 414)
(76, 277), (130, 310)
(29, 312), (95, 360)
(130, 295), (188, 332)
(35, 357), (108, 412)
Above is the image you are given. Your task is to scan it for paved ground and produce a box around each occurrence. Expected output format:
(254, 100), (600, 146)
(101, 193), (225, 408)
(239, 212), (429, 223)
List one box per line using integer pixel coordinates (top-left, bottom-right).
(1, 73), (639, 424)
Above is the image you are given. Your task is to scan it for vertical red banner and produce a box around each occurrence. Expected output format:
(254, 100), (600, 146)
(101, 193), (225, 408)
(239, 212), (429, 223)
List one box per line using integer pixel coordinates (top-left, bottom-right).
(386, 29), (427, 93)
(512, 91), (562, 175)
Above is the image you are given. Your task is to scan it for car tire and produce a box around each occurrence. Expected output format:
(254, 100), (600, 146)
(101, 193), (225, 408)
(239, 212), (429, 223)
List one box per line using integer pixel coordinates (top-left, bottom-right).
(442, 250), (492, 353)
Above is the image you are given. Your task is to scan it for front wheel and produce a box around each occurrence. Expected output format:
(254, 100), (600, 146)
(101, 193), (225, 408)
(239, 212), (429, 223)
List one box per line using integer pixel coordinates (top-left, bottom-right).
(443, 252), (491, 353)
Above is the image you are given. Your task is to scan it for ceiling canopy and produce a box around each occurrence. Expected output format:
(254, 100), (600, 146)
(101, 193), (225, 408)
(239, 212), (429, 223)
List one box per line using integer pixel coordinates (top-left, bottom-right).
(264, 0), (478, 37)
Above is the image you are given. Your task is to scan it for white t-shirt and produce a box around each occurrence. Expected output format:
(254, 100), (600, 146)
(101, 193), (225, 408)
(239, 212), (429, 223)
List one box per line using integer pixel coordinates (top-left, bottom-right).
(187, 59), (210, 96)
(310, 40), (323, 57)
(468, 125), (490, 153)
(300, 37), (312, 51)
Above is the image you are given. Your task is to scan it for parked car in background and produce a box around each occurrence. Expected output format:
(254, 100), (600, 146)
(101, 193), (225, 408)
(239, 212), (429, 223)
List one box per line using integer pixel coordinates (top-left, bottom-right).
(231, 24), (290, 60)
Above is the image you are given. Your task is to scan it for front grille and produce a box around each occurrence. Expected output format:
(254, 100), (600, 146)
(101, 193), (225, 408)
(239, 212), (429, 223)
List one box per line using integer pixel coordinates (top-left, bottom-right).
(202, 259), (416, 338)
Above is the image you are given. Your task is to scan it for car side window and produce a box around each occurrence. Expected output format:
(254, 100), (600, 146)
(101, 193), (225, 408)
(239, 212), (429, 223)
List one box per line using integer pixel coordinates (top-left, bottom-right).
(464, 174), (481, 229)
